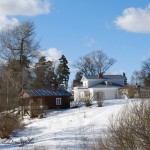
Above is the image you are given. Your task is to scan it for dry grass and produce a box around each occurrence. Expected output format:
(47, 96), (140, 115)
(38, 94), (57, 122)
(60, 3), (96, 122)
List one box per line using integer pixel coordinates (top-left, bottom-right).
(0, 113), (23, 139)
(90, 100), (150, 150)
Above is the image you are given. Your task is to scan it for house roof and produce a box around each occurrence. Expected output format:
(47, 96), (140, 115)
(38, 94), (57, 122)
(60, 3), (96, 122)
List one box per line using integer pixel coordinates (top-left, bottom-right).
(24, 89), (72, 97)
(84, 75), (124, 80)
(90, 81), (123, 88)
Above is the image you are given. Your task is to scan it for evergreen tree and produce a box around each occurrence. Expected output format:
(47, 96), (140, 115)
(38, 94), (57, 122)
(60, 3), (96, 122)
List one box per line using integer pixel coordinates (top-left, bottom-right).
(123, 72), (128, 85)
(73, 71), (83, 87)
(144, 74), (150, 87)
(33, 56), (55, 89)
(56, 55), (70, 89)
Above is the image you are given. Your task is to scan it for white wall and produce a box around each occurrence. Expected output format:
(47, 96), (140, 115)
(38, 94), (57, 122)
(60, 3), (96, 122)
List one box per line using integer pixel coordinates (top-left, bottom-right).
(83, 78), (124, 88)
(91, 88), (119, 100)
(86, 79), (104, 87)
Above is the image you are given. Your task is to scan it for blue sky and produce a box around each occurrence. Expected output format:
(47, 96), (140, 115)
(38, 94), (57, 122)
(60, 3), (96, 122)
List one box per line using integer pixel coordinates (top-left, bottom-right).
(0, 0), (150, 85)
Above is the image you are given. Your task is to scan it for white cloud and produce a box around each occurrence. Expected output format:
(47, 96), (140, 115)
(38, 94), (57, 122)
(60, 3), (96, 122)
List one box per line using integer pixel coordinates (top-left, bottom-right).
(0, 0), (51, 31)
(0, 16), (19, 30)
(115, 5), (150, 33)
(41, 48), (62, 61)
(0, 0), (50, 16)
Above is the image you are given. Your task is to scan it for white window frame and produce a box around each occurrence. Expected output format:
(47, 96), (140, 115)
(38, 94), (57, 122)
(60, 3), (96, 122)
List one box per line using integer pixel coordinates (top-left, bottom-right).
(56, 98), (62, 105)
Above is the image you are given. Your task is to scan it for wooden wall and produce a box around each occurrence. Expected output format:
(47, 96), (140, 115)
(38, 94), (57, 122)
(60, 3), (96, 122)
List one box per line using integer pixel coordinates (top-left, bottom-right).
(22, 96), (70, 109)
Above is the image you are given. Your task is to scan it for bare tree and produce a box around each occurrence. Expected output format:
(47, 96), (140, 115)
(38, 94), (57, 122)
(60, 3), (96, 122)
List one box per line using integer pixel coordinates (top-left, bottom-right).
(131, 70), (145, 86)
(91, 100), (150, 150)
(0, 20), (39, 62)
(143, 58), (150, 74)
(0, 20), (40, 117)
(0, 20), (40, 138)
(73, 50), (116, 75)
(131, 58), (150, 87)
(142, 58), (150, 87)
(0, 65), (20, 112)
(0, 20), (40, 91)
(82, 91), (93, 107)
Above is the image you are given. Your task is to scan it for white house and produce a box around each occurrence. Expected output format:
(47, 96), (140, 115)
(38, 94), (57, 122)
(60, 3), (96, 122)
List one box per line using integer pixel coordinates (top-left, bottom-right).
(73, 74), (125, 101)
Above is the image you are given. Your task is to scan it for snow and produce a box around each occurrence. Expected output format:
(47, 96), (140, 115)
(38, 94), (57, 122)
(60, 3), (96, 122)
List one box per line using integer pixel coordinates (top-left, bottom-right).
(0, 99), (138, 150)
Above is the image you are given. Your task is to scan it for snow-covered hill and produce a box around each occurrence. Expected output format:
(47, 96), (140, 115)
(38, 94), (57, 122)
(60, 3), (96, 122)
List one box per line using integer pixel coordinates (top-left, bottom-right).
(0, 99), (136, 150)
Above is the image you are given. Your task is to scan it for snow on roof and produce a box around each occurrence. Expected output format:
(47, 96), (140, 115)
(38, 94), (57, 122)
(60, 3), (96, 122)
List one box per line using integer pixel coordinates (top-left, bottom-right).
(90, 81), (123, 88)
(25, 89), (72, 97)
(84, 75), (125, 80)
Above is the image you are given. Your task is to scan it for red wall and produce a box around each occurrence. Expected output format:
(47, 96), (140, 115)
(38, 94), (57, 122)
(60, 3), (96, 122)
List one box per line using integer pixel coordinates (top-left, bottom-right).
(43, 96), (70, 109)
(23, 96), (70, 109)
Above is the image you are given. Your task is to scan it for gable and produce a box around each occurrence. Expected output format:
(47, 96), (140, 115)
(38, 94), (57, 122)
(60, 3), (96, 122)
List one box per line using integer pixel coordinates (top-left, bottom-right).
(19, 91), (30, 99)
(81, 76), (88, 82)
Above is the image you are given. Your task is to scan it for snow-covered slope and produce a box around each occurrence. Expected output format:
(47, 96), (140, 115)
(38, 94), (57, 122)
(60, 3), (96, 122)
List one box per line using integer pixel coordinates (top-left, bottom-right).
(0, 99), (135, 150)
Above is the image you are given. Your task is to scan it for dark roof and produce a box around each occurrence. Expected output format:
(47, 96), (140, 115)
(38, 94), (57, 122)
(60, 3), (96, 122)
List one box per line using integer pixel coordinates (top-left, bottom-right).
(25, 89), (72, 97)
(90, 81), (123, 88)
(84, 75), (125, 80)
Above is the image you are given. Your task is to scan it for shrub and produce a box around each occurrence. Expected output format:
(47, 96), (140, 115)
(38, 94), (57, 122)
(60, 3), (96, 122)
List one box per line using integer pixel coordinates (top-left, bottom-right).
(0, 113), (22, 139)
(95, 92), (104, 107)
(83, 98), (92, 107)
(82, 92), (92, 107)
(28, 101), (48, 118)
(92, 100), (150, 150)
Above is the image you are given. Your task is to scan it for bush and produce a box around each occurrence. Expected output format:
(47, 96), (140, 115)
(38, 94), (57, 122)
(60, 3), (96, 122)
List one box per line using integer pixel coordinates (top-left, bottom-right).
(96, 92), (104, 107)
(92, 100), (150, 150)
(0, 113), (22, 139)
(97, 100), (103, 107)
(83, 98), (92, 107)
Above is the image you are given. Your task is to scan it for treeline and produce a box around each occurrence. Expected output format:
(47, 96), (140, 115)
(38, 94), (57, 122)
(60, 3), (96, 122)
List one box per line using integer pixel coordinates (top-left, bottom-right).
(0, 20), (70, 112)
(131, 58), (150, 87)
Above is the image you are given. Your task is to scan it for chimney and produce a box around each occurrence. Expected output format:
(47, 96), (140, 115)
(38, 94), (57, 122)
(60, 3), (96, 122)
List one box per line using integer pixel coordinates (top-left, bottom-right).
(98, 73), (103, 78)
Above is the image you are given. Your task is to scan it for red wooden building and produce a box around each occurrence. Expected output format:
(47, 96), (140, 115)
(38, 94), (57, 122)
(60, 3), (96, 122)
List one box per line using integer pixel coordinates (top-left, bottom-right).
(19, 89), (72, 117)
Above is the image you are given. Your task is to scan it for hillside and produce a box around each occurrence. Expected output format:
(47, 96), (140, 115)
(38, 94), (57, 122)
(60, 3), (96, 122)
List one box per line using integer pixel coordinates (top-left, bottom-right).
(0, 99), (135, 150)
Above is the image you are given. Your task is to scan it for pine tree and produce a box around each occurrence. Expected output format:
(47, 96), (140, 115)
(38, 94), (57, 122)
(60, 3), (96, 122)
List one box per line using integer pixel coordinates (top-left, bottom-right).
(73, 71), (83, 87)
(123, 72), (128, 85)
(33, 56), (54, 89)
(56, 55), (70, 89)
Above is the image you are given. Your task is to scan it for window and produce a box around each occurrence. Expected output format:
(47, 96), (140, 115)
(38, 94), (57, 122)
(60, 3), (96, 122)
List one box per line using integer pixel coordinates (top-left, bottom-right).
(56, 98), (62, 105)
